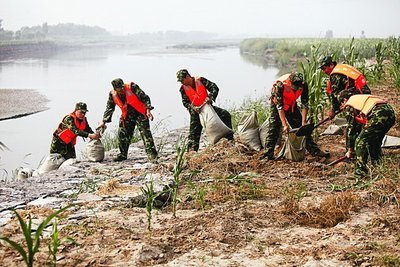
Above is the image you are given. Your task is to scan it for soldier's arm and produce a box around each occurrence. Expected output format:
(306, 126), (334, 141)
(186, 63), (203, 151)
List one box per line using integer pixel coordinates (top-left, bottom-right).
(344, 107), (357, 150)
(179, 86), (192, 110)
(200, 77), (219, 101)
(132, 83), (153, 110)
(300, 82), (309, 110)
(84, 118), (94, 134)
(274, 82), (285, 110)
(330, 74), (348, 112)
(63, 116), (90, 138)
(102, 92), (116, 123)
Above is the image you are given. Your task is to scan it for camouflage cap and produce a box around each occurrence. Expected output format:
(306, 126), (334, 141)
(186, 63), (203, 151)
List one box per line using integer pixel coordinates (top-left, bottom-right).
(176, 69), (190, 82)
(290, 72), (304, 90)
(111, 78), (124, 89)
(319, 55), (336, 69)
(338, 89), (354, 104)
(75, 102), (88, 112)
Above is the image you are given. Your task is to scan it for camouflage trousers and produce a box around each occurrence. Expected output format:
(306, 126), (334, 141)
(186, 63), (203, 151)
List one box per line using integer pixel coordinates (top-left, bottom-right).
(354, 104), (395, 178)
(50, 135), (75, 160)
(118, 116), (157, 160)
(188, 106), (233, 151)
(263, 104), (321, 159)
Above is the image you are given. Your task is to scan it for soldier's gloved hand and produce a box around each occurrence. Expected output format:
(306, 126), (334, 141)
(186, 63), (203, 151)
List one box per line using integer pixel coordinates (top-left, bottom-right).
(146, 109), (154, 121)
(328, 109), (336, 120)
(97, 121), (106, 129)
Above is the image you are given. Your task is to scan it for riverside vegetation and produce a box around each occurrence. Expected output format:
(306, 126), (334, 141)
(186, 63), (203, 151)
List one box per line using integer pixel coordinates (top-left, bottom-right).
(0, 37), (400, 266)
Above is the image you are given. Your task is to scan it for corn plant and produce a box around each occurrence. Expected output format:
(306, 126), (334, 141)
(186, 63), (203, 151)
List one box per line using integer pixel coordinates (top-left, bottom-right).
(171, 136), (188, 218)
(0, 205), (72, 267)
(140, 180), (158, 232)
(47, 219), (76, 266)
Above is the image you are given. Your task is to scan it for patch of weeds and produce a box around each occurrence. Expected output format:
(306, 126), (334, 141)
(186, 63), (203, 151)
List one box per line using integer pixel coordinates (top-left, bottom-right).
(378, 254), (400, 267)
(67, 178), (99, 198)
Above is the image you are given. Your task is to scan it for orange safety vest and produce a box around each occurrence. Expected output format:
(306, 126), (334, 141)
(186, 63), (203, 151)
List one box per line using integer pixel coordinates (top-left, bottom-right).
(326, 64), (367, 94)
(182, 77), (209, 107)
(344, 94), (386, 125)
(56, 113), (87, 145)
(273, 74), (303, 112)
(111, 82), (147, 120)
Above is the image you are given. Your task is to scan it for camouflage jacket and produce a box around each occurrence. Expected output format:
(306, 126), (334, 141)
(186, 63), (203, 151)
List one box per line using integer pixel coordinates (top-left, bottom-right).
(179, 77), (219, 112)
(102, 83), (153, 123)
(272, 81), (309, 111)
(329, 73), (371, 113)
(56, 115), (94, 138)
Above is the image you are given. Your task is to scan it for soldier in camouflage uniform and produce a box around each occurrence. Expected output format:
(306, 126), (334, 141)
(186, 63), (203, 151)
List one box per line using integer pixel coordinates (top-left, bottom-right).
(51, 102), (99, 159)
(339, 90), (395, 179)
(176, 69), (233, 152)
(98, 78), (157, 162)
(320, 55), (371, 119)
(263, 72), (330, 160)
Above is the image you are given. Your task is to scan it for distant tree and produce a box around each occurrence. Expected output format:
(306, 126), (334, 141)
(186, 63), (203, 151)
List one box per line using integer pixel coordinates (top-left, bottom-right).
(0, 18), (3, 31)
(42, 22), (48, 37)
(325, 30), (333, 39)
(360, 30), (366, 39)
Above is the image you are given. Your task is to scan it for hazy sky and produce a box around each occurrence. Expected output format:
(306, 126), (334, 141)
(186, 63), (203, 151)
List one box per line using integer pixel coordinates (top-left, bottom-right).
(1, 0), (399, 38)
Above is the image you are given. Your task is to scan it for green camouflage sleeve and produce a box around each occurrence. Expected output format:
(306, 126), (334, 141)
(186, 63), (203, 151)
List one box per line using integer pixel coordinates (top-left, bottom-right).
(344, 106), (358, 150)
(200, 77), (219, 101)
(63, 116), (92, 138)
(329, 73), (348, 112)
(300, 82), (309, 110)
(273, 82), (284, 110)
(102, 91), (116, 123)
(131, 83), (153, 110)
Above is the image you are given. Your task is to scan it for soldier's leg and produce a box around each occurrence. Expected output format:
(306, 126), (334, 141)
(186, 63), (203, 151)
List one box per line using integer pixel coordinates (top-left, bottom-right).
(50, 137), (74, 160)
(263, 105), (282, 159)
(213, 106), (233, 140)
(188, 112), (202, 151)
(117, 118), (136, 159)
(137, 119), (158, 160)
(354, 129), (371, 178)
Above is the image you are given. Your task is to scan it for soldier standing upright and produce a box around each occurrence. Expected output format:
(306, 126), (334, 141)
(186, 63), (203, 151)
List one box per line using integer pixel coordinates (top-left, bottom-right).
(98, 78), (158, 162)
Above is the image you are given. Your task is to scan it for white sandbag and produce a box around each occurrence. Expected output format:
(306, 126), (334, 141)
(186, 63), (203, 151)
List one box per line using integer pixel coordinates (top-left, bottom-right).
(199, 104), (233, 145)
(37, 153), (65, 174)
(237, 111), (262, 151)
(17, 168), (34, 180)
(381, 135), (400, 148)
(321, 125), (344, 135)
(277, 132), (306, 162)
(86, 139), (105, 162)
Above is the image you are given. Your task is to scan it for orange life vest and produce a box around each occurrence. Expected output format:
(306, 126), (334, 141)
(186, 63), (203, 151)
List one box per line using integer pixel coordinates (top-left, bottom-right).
(326, 64), (367, 94)
(56, 112), (87, 145)
(272, 74), (303, 112)
(344, 95), (387, 125)
(111, 82), (147, 120)
(182, 77), (209, 107)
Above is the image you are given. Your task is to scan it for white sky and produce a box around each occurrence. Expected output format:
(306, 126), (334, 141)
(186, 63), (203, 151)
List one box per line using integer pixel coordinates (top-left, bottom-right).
(1, 0), (399, 38)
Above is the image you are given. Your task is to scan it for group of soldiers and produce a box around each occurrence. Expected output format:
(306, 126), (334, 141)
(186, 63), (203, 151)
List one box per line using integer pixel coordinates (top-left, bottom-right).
(51, 56), (396, 180)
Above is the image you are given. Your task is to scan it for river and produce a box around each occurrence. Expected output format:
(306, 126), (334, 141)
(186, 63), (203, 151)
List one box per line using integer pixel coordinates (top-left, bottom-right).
(0, 46), (278, 177)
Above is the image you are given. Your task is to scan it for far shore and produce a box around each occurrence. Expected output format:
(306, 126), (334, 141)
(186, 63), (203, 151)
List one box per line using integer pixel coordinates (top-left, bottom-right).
(0, 89), (49, 121)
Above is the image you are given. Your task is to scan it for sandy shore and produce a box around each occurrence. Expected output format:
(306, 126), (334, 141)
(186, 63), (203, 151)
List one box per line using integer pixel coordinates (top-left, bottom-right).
(0, 89), (49, 121)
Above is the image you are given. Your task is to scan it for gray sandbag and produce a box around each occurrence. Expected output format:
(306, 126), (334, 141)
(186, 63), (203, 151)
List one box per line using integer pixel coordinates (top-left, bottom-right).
(237, 111), (262, 151)
(86, 139), (105, 162)
(276, 132), (306, 162)
(37, 153), (65, 174)
(321, 125), (344, 135)
(381, 135), (400, 148)
(199, 104), (233, 145)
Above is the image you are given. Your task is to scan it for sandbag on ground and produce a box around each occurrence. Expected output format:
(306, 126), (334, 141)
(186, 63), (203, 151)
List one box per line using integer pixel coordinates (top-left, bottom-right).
(199, 104), (233, 145)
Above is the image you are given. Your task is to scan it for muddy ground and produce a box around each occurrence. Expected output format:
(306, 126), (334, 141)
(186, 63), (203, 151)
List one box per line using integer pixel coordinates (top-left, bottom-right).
(0, 83), (399, 266)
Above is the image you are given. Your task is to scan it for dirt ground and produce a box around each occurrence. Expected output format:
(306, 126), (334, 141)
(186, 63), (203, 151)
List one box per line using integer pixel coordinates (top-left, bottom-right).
(0, 83), (399, 266)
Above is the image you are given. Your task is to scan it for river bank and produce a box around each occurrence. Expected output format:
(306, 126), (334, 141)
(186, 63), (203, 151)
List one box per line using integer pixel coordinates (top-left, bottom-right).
(0, 89), (49, 121)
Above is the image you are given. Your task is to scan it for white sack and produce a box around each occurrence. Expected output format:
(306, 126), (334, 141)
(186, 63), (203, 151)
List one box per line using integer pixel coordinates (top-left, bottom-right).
(199, 104), (232, 145)
(86, 139), (105, 162)
(37, 153), (65, 174)
(237, 111), (262, 151)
